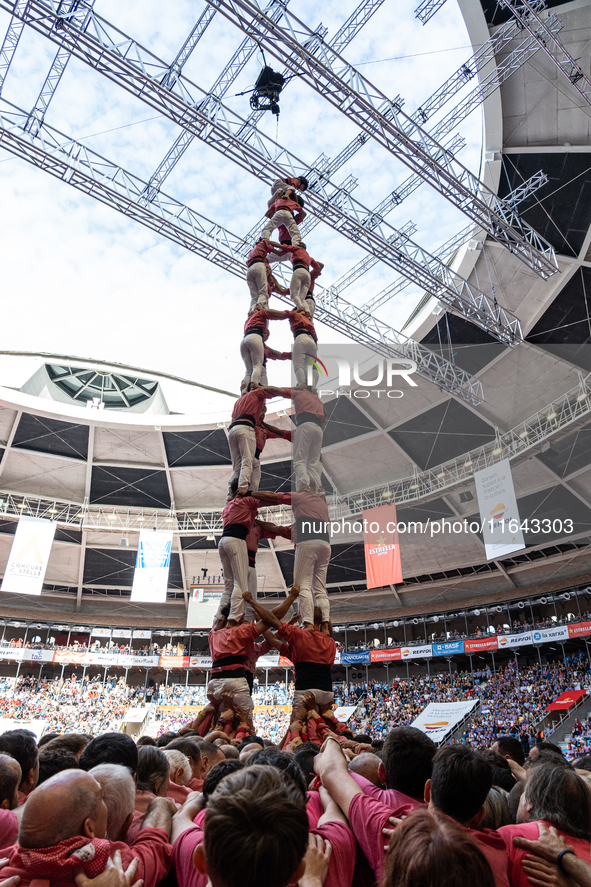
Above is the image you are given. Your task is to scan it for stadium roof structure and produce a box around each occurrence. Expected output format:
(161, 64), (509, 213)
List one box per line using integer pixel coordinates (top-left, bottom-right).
(0, 0), (589, 629)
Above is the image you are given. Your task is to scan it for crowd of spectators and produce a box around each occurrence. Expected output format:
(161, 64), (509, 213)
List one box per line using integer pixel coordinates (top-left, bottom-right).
(0, 702), (591, 887)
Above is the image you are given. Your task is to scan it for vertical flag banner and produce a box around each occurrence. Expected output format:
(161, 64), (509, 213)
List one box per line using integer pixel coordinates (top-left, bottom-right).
(474, 458), (526, 559)
(187, 586), (223, 628)
(362, 503), (402, 589)
(131, 529), (173, 603)
(1, 516), (57, 596)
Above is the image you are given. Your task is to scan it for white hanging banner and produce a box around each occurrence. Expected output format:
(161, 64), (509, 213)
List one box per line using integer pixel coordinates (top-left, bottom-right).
(1, 516), (57, 596)
(131, 529), (173, 603)
(474, 458), (526, 559)
(187, 587), (223, 628)
(411, 700), (479, 743)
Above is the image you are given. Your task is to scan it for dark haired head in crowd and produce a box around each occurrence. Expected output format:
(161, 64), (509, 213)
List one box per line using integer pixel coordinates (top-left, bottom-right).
(428, 745), (492, 827)
(38, 749), (79, 786)
(41, 734), (89, 759)
(155, 732), (178, 748)
(0, 753), (21, 809)
(201, 759), (244, 806)
(293, 743), (320, 788)
(137, 735), (157, 747)
(245, 747), (307, 799)
(136, 746), (170, 796)
(382, 727), (436, 800)
(196, 766), (309, 887)
(573, 753), (591, 771)
(383, 808), (496, 887)
(0, 730), (39, 798)
(36, 733), (60, 749)
(492, 735), (526, 767)
(79, 732), (138, 775)
(529, 741), (564, 761)
(479, 750), (516, 793)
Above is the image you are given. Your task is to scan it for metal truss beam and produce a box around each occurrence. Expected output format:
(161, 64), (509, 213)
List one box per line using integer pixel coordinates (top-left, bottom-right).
(160, 5), (217, 91)
(499, 0), (591, 109)
(206, 0), (558, 279)
(414, 0), (448, 26)
(1, 373), (589, 532)
(25, 0), (95, 137)
(356, 169), (548, 313)
(0, 0), (26, 95)
(143, 0), (287, 202)
(0, 0), (523, 345)
(0, 97), (484, 406)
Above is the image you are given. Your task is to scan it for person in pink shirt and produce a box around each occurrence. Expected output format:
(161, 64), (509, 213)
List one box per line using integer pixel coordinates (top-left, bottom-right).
(227, 384), (284, 498)
(239, 306), (288, 392)
(0, 769), (173, 887)
(243, 519), (293, 630)
(279, 386), (325, 492)
(268, 175), (308, 207)
(127, 747), (171, 842)
(278, 243), (323, 313)
(251, 406), (292, 492)
(261, 190), (306, 245)
(284, 307), (319, 389)
(245, 238), (287, 313)
(498, 762), (591, 887)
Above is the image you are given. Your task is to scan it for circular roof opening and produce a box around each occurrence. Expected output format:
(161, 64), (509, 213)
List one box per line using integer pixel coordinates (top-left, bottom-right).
(46, 364), (158, 409)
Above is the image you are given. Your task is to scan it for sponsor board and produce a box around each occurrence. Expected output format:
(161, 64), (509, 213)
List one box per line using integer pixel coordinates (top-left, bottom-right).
(464, 638), (499, 653)
(411, 700), (479, 742)
(341, 651), (371, 664)
(532, 626), (569, 643)
(370, 648), (402, 662)
(474, 459), (525, 559)
(545, 689), (588, 711)
(159, 655), (189, 669)
(432, 641), (465, 656)
(568, 622), (591, 639)
(497, 632), (534, 649)
(401, 644), (432, 660)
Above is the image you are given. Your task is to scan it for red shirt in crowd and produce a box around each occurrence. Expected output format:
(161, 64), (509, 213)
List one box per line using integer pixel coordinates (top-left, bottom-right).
(268, 196), (304, 224)
(255, 423), (292, 453)
(498, 821), (590, 887)
(349, 772), (425, 814)
(283, 388), (325, 423)
(0, 808), (18, 852)
(167, 781), (191, 806)
(276, 623), (336, 666)
(280, 244), (320, 275)
(0, 828), (172, 887)
(278, 492), (329, 524)
(286, 313), (318, 344)
(246, 239), (275, 265)
(209, 622), (260, 672)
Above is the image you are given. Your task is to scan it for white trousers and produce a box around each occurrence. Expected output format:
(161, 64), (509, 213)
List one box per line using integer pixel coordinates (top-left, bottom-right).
(261, 209), (301, 245)
(290, 267), (310, 310)
(228, 425), (256, 494)
(294, 539), (331, 624)
(269, 178), (290, 206)
(207, 677), (253, 715)
(305, 296), (315, 319)
(218, 535), (249, 622)
(292, 689), (334, 711)
(244, 565), (258, 621)
(293, 334), (317, 387)
(251, 458), (261, 492)
(246, 263), (268, 312)
(293, 421), (323, 491)
(240, 333), (265, 388)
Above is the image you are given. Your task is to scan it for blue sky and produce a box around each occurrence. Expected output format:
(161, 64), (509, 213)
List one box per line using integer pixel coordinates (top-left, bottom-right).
(0, 0), (484, 417)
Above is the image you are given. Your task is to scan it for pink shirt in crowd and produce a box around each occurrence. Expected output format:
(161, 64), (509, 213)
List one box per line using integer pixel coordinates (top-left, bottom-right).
(221, 496), (260, 530)
(230, 388), (271, 425)
(498, 821), (591, 887)
(285, 388), (325, 423)
(278, 492), (329, 524)
(277, 623), (336, 666)
(209, 622), (260, 671)
(0, 808), (18, 852)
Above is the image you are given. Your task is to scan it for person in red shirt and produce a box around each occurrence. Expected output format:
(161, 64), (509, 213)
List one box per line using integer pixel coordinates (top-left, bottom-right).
(244, 518), (293, 628)
(227, 384), (284, 497)
(239, 306), (288, 392)
(268, 175), (308, 207)
(283, 311), (318, 390)
(251, 406), (292, 491)
(261, 190), (305, 245)
(279, 387), (325, 492)
(304, 261), (323, 319)
(0, 769), (173, 887)
(498, 763), (591, 887)
(278, 242), (323, 313)
(259, 338), (292, 389)
(245, 238), (287, 313)
(217, 491), (277, 622)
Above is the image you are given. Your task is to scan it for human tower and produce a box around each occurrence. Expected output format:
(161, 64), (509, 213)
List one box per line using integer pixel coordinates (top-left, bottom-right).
(186, 175), (338, 743)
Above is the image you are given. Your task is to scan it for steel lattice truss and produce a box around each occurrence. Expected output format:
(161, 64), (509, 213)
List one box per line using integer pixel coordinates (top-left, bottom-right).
(0, 0), (564, 394)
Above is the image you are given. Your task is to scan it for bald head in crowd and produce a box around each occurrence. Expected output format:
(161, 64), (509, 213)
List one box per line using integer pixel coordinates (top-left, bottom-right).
(348, 752), (385, 788)
(18, 770), (107, 849)
(0, 753), (21, 809)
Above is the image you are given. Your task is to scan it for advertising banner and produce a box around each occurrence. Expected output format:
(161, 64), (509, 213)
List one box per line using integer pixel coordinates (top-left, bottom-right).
(370, 648), (402, 662)
(119, 654), (159, 668)
(532, 626), (569, 643)
(189, 656), (213, 669)
(0, 648), (24, 661)
(400, 644), (432, 660)
(279, 656), (294, 667)
(111, 630), (133, 639)
(464, 637), (498, 653)
(258, 654), (280, 667)
(333, 706), (357, 721)
(132, 630), (152, 640)
(87, 653), (119, 666)
(0, 717), (47, 741)
(545, 689), (587, 711)
(497, 632), (534, 649)
(187, 586), (223, 629)
(53, 650), (90, 664)
(341, 651), (371, 664)
(411, 700), (479, 743)
(159, 655), (189, 669)
(362, 503), (402, 589)
(91, 628), (112, 638)
(1, 516), (57, 596)
(568, 622), (591, 639)
(131, 529), (173, 603)
(433, 641), (465, 656)
(474, 459), (525, 559)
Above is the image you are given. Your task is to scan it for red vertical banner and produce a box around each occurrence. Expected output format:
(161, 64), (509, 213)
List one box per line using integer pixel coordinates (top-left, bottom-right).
(362, 503), (402, 589)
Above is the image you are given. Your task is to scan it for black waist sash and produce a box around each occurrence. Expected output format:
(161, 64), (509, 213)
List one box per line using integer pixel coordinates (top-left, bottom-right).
(294, 661), (333, 692)
(211, 654), (246, 679)
(247, 258), (265, 267)
(229, 413), (256, 430)
(222, 524), (249, 540)
(293, 330), (314, 340)
(296, 412), (323, 427)
(247, 548), (257, 568)
(254, 447), (262, 459)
